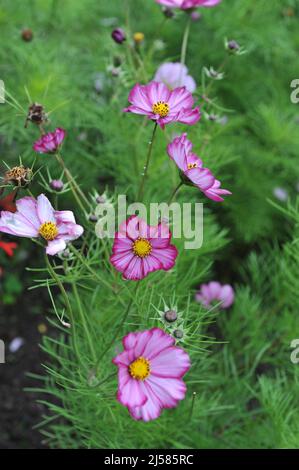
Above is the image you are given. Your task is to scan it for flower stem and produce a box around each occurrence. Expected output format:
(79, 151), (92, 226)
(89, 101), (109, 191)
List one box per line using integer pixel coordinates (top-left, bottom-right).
(180, 14), (192, 66)
(55, 153), (89, 213)
(95, 283), (139, 372)
(137, 122), (158, 201)
(72, 284), (97, 363)
(167, 181), (183, 205)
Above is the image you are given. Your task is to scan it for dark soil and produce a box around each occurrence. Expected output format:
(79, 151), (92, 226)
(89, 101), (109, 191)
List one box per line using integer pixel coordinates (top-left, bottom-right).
(0, 287), (52, 449)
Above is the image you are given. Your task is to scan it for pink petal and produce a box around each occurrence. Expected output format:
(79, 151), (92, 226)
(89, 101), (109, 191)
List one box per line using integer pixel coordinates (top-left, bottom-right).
(142, 254), (163, 277)
(54, 210), (76, 224)
(186, 167), (215, 190)
(117, 376), (147, 408)
(0, 211), (38, 238)
(168, 87), (194, 112)
(37, 194), (55, 223)
(15, 197), (40, 230)
(123, 256), (144, 280)
(177, 107), (201, 126)
(110, 250), (135, 273)
(129, 381), (162, 422)
(126, 84), (152, 112)
(146, 81), (171, 105)
(138, 328), (174, 360)
(147, 375), (187, 408)
(46, 238), (66, 256)
(151, 245), (178, 271)
(151, 346), (191, 378)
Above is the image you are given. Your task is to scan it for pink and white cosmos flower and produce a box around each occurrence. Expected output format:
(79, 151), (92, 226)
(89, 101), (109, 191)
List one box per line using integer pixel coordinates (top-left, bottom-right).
(156, 0), (221, 10)
(123, 81), (200, 129)
(0, 194), (83, 256)
(195, 281), (234, 309)
(154, 63), (196, 93)
(110, 216), (178, 281)
(113, 327), (191, 421)
(33, 128), (66, 154)
(167, 133), (231, 202)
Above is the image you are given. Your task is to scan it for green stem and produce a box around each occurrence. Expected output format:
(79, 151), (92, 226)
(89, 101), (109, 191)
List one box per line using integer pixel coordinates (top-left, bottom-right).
(189, 392), (197, 420)
(72, 284), (97, 363)
(55, 153), (89, 212)
(45, 255), (80, 359)
(180, 15), (192, 66)
(167, 181), (183, 205)
(95, 283), (139, 371)
(137, 122), (158, 201)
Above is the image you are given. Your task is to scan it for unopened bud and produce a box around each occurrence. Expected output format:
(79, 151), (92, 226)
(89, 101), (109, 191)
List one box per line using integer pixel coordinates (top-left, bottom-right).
(164, 310), (178, 323)
(173, 329), (184, 339)
(50, 179), (64, 192)
(21, 28), (33, 42)
(111, 28), (126, 44)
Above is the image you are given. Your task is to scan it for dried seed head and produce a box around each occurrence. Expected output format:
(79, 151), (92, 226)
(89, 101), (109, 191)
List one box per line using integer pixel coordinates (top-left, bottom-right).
(25, 102), (47, 127)
(164, 309), (178, 323)
(4, 165), (33, 188)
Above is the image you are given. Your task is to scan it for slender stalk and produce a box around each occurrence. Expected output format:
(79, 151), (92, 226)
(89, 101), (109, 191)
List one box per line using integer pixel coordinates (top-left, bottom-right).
(95, 283), (139, 371)
(137, 122), (158, 201)
(180, 15), (192, 66)
(167, 181), (183, 205)
(72, 284), (97, 363)
(55, 153), (89, 212)
(45, 255), (80, 360)
(189, 392), (197, 420)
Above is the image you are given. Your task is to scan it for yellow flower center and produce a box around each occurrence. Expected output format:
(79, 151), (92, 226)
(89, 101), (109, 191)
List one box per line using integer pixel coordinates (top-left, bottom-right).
(39, 221), (58, 241)
(132, 238), (152, 258)
(129, 357), (151, 380)
(152, 101), (170, 118)
(187, 162), (197, 169)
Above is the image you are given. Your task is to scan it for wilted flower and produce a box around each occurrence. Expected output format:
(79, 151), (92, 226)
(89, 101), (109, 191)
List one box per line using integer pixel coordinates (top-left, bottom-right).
(110, 216), (178, 281)
(0, 190), (17, 213)
(167, 133), (231, 202)
(0, 194), (83, 256)
(4, 165), (33, 188)
(156, 0), (221, 9)
(124, 81), (200, 129)
(113, 327), (191, 421)
(111, 28), (126, 44)
(154, 62), (196, 93)
(195, 281), (234, 309)
(33, 128), (66, 154)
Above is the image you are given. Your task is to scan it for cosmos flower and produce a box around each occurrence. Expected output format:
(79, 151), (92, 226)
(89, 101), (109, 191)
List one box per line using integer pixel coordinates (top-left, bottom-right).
(113, 327), (191, 421)
(167, 133), (231, 202)
(0, 194), (83, 256)
(195, 281), (234, 309)
(110, 216), (178, 281)
(154, 62), (196, 93)
(155, 0), (222, 10)
(123, 81), (200, 129)
(33, 128), (66, 154)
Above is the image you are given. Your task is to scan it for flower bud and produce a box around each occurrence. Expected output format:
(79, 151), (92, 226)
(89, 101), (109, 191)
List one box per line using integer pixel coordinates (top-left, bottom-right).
(89, 214), (98, 222)
(162, 7), (174, 18)
(25, 102), (47, 127)
(191, 11), (202, 22)
(50, 179), (64, 192)
(21, 28), (33, 42)
(111, 28), (126, 44)
(133, 32), (144, 45)
(96, 195), (106, 204)
(164, 309), (178, 323)
(173, 329), (184, 339)
(227, 40), (240, 52)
